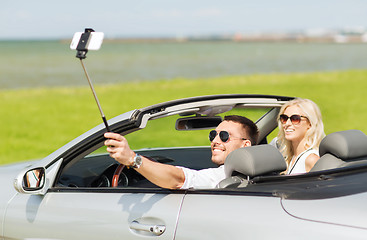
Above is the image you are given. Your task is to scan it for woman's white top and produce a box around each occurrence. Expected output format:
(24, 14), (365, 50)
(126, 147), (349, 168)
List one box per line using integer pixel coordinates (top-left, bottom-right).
(287, 148), (319, 175)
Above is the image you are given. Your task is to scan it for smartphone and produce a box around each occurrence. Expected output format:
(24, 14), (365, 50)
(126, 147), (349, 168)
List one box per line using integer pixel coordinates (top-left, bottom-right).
(70, 32), (104, 50)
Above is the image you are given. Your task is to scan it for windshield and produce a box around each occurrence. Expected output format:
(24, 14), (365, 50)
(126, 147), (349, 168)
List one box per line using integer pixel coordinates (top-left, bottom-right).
(127, 107), (275, 149)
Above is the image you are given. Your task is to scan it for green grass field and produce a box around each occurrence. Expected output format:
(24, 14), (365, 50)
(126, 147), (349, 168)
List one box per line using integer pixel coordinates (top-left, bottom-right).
(1, 69), (367, 165)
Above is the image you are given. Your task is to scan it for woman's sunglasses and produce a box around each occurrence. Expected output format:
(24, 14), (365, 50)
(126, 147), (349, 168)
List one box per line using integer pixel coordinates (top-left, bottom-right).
(209, 130), (246, 143)
(279, 114), (308, 125)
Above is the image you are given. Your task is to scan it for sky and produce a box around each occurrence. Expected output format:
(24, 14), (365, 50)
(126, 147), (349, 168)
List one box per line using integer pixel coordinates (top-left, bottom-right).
(1, 0), (367, 40)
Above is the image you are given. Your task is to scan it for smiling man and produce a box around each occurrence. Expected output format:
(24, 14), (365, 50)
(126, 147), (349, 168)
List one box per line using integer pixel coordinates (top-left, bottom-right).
(104, 115), (259, 189)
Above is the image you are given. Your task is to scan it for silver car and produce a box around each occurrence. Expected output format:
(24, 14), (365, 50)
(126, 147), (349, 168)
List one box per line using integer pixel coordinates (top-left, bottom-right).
(1, 94), (367, 240)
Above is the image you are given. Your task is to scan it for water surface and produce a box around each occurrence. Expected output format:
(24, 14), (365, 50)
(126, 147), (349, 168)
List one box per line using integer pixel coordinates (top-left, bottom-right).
(1, 41), (367, 89)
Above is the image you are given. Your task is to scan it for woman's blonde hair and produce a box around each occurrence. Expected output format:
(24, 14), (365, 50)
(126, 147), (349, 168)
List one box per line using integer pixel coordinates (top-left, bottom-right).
(277, 98), (325, 167)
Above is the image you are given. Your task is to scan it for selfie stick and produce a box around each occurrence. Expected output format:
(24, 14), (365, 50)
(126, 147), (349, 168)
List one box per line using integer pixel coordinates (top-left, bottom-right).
(75, 28), (111, 132)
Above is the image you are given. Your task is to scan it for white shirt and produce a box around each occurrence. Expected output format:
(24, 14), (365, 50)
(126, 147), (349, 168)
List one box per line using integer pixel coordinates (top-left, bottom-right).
(287, 148), (319, 175)
(178, 165), (226, 189)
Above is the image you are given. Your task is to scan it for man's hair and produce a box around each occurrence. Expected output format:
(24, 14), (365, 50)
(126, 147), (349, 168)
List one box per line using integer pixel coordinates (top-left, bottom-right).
(224, 115), (259, 145)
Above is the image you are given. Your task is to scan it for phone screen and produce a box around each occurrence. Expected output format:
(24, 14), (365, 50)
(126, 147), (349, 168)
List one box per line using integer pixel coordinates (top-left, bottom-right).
(70, 32), (104, 50)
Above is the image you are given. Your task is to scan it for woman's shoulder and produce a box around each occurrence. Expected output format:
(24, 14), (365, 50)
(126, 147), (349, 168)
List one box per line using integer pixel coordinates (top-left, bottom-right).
(306, 152), (319, 161)
(305, 150), (320, 171)
(305, 148), (319, 157)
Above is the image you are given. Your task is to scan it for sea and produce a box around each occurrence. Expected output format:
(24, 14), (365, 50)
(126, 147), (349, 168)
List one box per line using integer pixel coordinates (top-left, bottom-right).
(1, 40), (367, 89)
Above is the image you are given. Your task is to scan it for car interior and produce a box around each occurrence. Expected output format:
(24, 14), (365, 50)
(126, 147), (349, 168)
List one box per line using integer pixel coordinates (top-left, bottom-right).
(217, 144), (287, 188)
(310, 129), (367, 172)
(217, 129), (367, 189)
(57, 147), (213, 188)
(54, 99), (367, 192)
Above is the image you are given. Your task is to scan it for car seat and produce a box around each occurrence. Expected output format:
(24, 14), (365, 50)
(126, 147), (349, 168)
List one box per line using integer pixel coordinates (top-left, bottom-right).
(310, 130), (367, 172)
(217, 145), (287, 188)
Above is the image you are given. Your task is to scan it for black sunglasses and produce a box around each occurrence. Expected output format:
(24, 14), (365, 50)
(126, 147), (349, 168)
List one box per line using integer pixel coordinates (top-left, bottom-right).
(209, 130), (246, 143)
(279, 114), (308, 125)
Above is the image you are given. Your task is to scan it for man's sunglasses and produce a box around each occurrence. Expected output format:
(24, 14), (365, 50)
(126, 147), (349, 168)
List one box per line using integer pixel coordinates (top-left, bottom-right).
(279, 114), (308, 125)
(209, 130), (246, 143)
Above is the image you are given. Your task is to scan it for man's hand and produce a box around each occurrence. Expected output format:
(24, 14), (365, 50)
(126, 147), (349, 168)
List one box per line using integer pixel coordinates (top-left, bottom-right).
(104, 132), (135, 166)
(104, 132), (185, 189)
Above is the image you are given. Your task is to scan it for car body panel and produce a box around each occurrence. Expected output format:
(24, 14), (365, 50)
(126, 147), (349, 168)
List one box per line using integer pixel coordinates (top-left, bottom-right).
(175, 193), (367, 240)
(4, 191), (184, 240)
(0, 161), (36, 236)
(281, 191), (367, 229)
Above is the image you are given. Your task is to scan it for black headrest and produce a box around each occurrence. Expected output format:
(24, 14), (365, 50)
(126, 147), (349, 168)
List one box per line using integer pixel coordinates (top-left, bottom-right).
(319, 130), (367, 160)
(224, 145), (286, 178)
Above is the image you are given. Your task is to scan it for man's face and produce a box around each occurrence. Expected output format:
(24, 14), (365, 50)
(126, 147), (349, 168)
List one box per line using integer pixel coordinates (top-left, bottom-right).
(210, 120), (251, 165)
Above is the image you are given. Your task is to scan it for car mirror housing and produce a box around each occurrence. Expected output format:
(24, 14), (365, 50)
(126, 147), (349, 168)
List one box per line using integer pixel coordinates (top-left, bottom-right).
(14, 167), (46, 194)
(175, 116), (222, 131)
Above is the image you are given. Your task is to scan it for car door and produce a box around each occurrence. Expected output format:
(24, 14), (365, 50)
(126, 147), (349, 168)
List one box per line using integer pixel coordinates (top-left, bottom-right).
(4, 155), (184, 240)
(4, 189), (184, 240)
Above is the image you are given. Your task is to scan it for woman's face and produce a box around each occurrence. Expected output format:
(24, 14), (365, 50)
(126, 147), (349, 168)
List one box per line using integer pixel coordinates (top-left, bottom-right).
(281, 105), (311, 143)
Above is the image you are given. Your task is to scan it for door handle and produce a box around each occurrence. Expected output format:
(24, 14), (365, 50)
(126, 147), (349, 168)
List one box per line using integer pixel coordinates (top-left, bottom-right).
(130, 220), (166, 236)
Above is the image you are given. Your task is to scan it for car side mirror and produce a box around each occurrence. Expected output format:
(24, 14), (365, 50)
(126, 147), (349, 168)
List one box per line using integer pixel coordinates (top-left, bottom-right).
(14, 167), (46, 193)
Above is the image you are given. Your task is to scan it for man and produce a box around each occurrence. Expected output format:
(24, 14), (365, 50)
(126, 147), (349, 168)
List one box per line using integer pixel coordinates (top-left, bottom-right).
(104, 115), (259, 189)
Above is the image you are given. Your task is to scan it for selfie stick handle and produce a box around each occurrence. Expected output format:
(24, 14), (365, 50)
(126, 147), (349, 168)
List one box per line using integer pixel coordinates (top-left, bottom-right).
(79, 59), (111, 132)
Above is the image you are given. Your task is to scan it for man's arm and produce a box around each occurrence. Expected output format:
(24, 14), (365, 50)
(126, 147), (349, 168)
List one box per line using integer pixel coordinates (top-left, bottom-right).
(104, 132), (185, 189)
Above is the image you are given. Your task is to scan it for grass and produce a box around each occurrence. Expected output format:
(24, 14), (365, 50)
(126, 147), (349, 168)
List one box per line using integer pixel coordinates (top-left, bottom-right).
(1, 69), (367, 165)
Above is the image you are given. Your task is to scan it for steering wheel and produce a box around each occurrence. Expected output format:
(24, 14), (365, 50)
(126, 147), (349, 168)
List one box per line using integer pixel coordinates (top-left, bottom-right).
(112, 164), (128, 187)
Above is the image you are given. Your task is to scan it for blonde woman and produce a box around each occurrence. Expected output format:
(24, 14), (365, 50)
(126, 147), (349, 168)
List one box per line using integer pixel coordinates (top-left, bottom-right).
(277, 98), (325, 174)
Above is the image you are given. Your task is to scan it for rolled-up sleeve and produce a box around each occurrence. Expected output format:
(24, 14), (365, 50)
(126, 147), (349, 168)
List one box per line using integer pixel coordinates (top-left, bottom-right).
(177, 165), (225, 189)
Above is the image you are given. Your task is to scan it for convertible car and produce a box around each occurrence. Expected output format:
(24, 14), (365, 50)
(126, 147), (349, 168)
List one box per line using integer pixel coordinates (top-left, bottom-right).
(1, 94), (367, 240)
